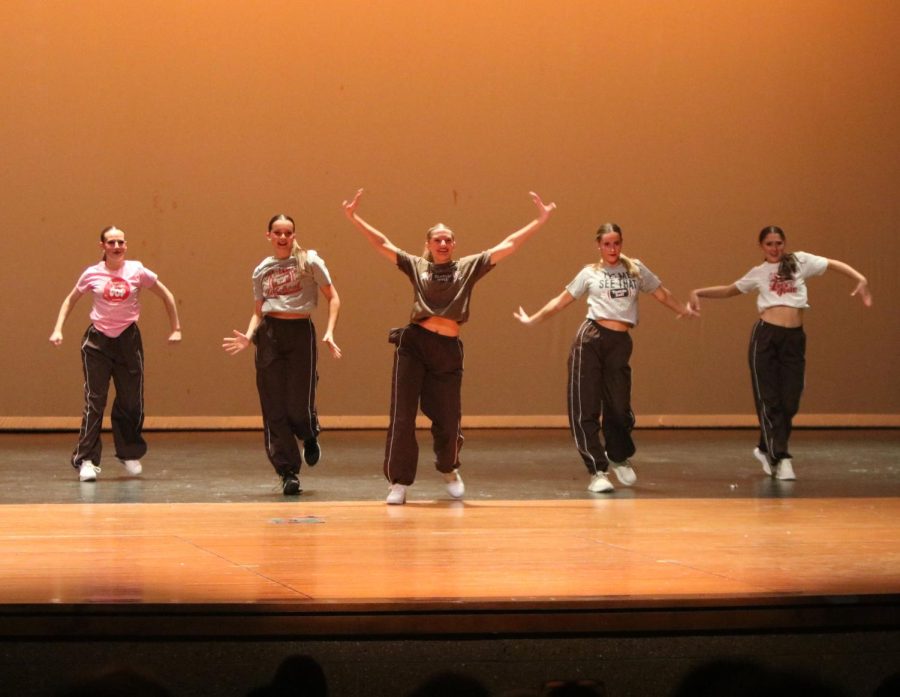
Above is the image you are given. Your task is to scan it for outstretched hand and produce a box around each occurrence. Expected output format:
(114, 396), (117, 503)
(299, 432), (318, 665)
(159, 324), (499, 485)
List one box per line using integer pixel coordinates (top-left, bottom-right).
(223, 330), (251, 356)
(342, 189), (364, 219)
(852, 279), (873, 307)
(679, 303), (700, 319)
(513, 306), (535, 325)
(49, 331), (63, 346)
(529, 191), (557, 222)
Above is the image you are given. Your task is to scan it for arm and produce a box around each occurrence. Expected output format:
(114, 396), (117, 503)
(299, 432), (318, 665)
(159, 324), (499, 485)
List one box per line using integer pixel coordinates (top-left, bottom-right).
(689, 283), (741, 312)
(319, 284), (342, 358)
(514, 290), (576, 326)
(49, 286), (84, 346)
(487, 192), (557, 265)
(342, 188), (401, 263)
(651, 285), (698, 318)
(223, 301), (263, 356)
(826, 258), (872, 307)
(147, 280), (182, 342)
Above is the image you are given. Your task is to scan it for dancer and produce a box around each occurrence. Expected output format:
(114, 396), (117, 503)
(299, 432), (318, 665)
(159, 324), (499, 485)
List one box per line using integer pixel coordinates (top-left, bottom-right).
(343, 189), (555, 504)
(690, 226), (871, 480)
(49, 226), (182, 481)
(514, 223), (695, 493)
(223, 214), (341, 496)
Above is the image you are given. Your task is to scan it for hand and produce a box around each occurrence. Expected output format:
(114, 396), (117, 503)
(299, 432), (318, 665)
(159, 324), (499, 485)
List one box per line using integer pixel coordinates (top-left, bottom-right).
(851, 279), (873, 307)
(688, 292), (701, 314)
(322, 332), (342, 359)
(342, 188), (364, 219)
(679, 303), (700, 319)
(513, 306), (535, 325)
(223, 330), (250, 355)
(529, 191), (557, 222)
(168, 329), (182, 343)
(49, 330), (63, 346)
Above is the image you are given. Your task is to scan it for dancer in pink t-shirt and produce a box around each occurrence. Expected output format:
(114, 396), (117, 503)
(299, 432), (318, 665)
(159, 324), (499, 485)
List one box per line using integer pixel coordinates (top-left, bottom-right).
(50, 226), (182, 482)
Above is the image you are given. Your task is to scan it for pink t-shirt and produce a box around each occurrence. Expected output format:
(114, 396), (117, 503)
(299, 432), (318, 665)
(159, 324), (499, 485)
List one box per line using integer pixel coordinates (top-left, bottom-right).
(75, 260), (158, 338)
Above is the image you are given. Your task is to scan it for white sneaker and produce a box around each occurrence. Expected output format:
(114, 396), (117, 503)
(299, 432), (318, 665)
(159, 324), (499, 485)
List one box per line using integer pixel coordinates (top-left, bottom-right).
(588, 471), (614, 493)
(78, 461), (101, 482)
(775, 458), (796, 481)
(121, 459), (142, 476)
(753, 448), (772, 476)
(386, 483), (407, 505)
(610, 459), (637, 486)
(444, 470), (465, 499)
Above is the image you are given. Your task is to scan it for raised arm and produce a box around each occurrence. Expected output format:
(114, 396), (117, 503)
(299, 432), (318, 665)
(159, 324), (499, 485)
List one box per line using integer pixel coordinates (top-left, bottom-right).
(651, 285), (698, 318)
(514, 289), (576, 326)
(826, 258), (872, 307)
(319, 284), (342, 358)
(223, 301), (263, 356)
(689, 283), (741, 312)
(342, 189), (401, 263)
(147, 280), (182, 343)
(49, 286), (84, 346)
(488, 192), (557, 265)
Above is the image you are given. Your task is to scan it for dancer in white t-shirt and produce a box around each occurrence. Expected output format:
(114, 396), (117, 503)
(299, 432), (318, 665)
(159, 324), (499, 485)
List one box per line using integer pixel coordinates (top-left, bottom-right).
(50, 226), (182, 482)
(690, 226), (872, 480)
(515, 223), (695, 493)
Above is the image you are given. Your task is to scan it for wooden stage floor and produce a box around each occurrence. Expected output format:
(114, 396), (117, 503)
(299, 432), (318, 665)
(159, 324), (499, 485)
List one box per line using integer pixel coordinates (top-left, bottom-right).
(0, 428), (898, 695)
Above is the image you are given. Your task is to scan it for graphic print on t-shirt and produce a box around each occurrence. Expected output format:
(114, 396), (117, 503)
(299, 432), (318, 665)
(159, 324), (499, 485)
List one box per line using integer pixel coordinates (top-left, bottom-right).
(103, 277), (131, 303)
(768, 272), (797, 297)
(262, 265), (302, 298)
(596, 270), (637, 299)
(420, 265), (460, 284)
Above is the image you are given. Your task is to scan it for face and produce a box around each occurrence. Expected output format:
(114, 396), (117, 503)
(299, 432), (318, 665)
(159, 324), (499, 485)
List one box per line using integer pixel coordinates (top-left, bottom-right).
(100, 228), (127, 263)
(426, 230), (456, 263)
(267, 220), (296, 257)
(596, 232), (622, 266)
(760, 232), (786, 263)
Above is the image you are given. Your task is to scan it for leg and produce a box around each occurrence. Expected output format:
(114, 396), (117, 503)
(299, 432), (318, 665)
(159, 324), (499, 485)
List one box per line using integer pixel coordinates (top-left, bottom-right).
(599, 329), (636, 463)
(384, 327), (425, 486)
(71, 326), (113, 468)
(255, 320), (302, 477)
(568, 322), (608, 474)
(420, 336), (464, 474)
(109, 325), (148, 463)
(777, 327), (807, 459)
(749, 321), (786, 467)
(284, 320), (320, 442)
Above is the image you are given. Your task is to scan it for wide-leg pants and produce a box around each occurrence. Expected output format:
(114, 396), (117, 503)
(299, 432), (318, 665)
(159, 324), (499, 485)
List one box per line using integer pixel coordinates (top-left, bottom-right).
(255, 316), (319, 477)
(568, 320), (635, 474)
(748, 320), (806, 465)
(71, 323), (147, 468)
(384, 324), (464, 486)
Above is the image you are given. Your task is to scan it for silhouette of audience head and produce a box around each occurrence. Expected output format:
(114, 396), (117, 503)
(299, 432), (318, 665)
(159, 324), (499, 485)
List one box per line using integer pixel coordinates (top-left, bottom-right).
(246, 654), (328, 697)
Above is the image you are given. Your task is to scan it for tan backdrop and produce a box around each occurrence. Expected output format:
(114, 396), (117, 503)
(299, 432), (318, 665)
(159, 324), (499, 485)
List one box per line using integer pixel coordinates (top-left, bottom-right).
(1, 0), (897, 428)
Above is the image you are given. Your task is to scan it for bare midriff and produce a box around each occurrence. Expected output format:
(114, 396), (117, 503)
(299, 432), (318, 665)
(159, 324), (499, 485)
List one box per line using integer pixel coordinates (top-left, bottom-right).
(267, 312), (311, 320)
(595, 318), (632, 332)
(418, 316), (461, 337)
(760, 306), (803, 328)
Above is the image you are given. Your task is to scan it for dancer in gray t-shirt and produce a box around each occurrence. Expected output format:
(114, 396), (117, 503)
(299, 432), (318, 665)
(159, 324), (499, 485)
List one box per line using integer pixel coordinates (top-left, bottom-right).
(515, 223), (695, 494)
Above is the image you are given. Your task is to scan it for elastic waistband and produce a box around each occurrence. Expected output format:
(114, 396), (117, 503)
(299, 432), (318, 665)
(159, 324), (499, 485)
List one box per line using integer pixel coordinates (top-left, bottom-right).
(263, 315), (312, 324)
(587, 319), (631, 335)
(757, 319), (804, 332)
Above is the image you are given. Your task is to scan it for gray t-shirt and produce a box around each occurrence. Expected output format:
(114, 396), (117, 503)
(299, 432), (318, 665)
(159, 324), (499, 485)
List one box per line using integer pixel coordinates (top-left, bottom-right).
(252, 250), (332, 315)
(566, 261), (661, 327)
(396, 250), (494, 324)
